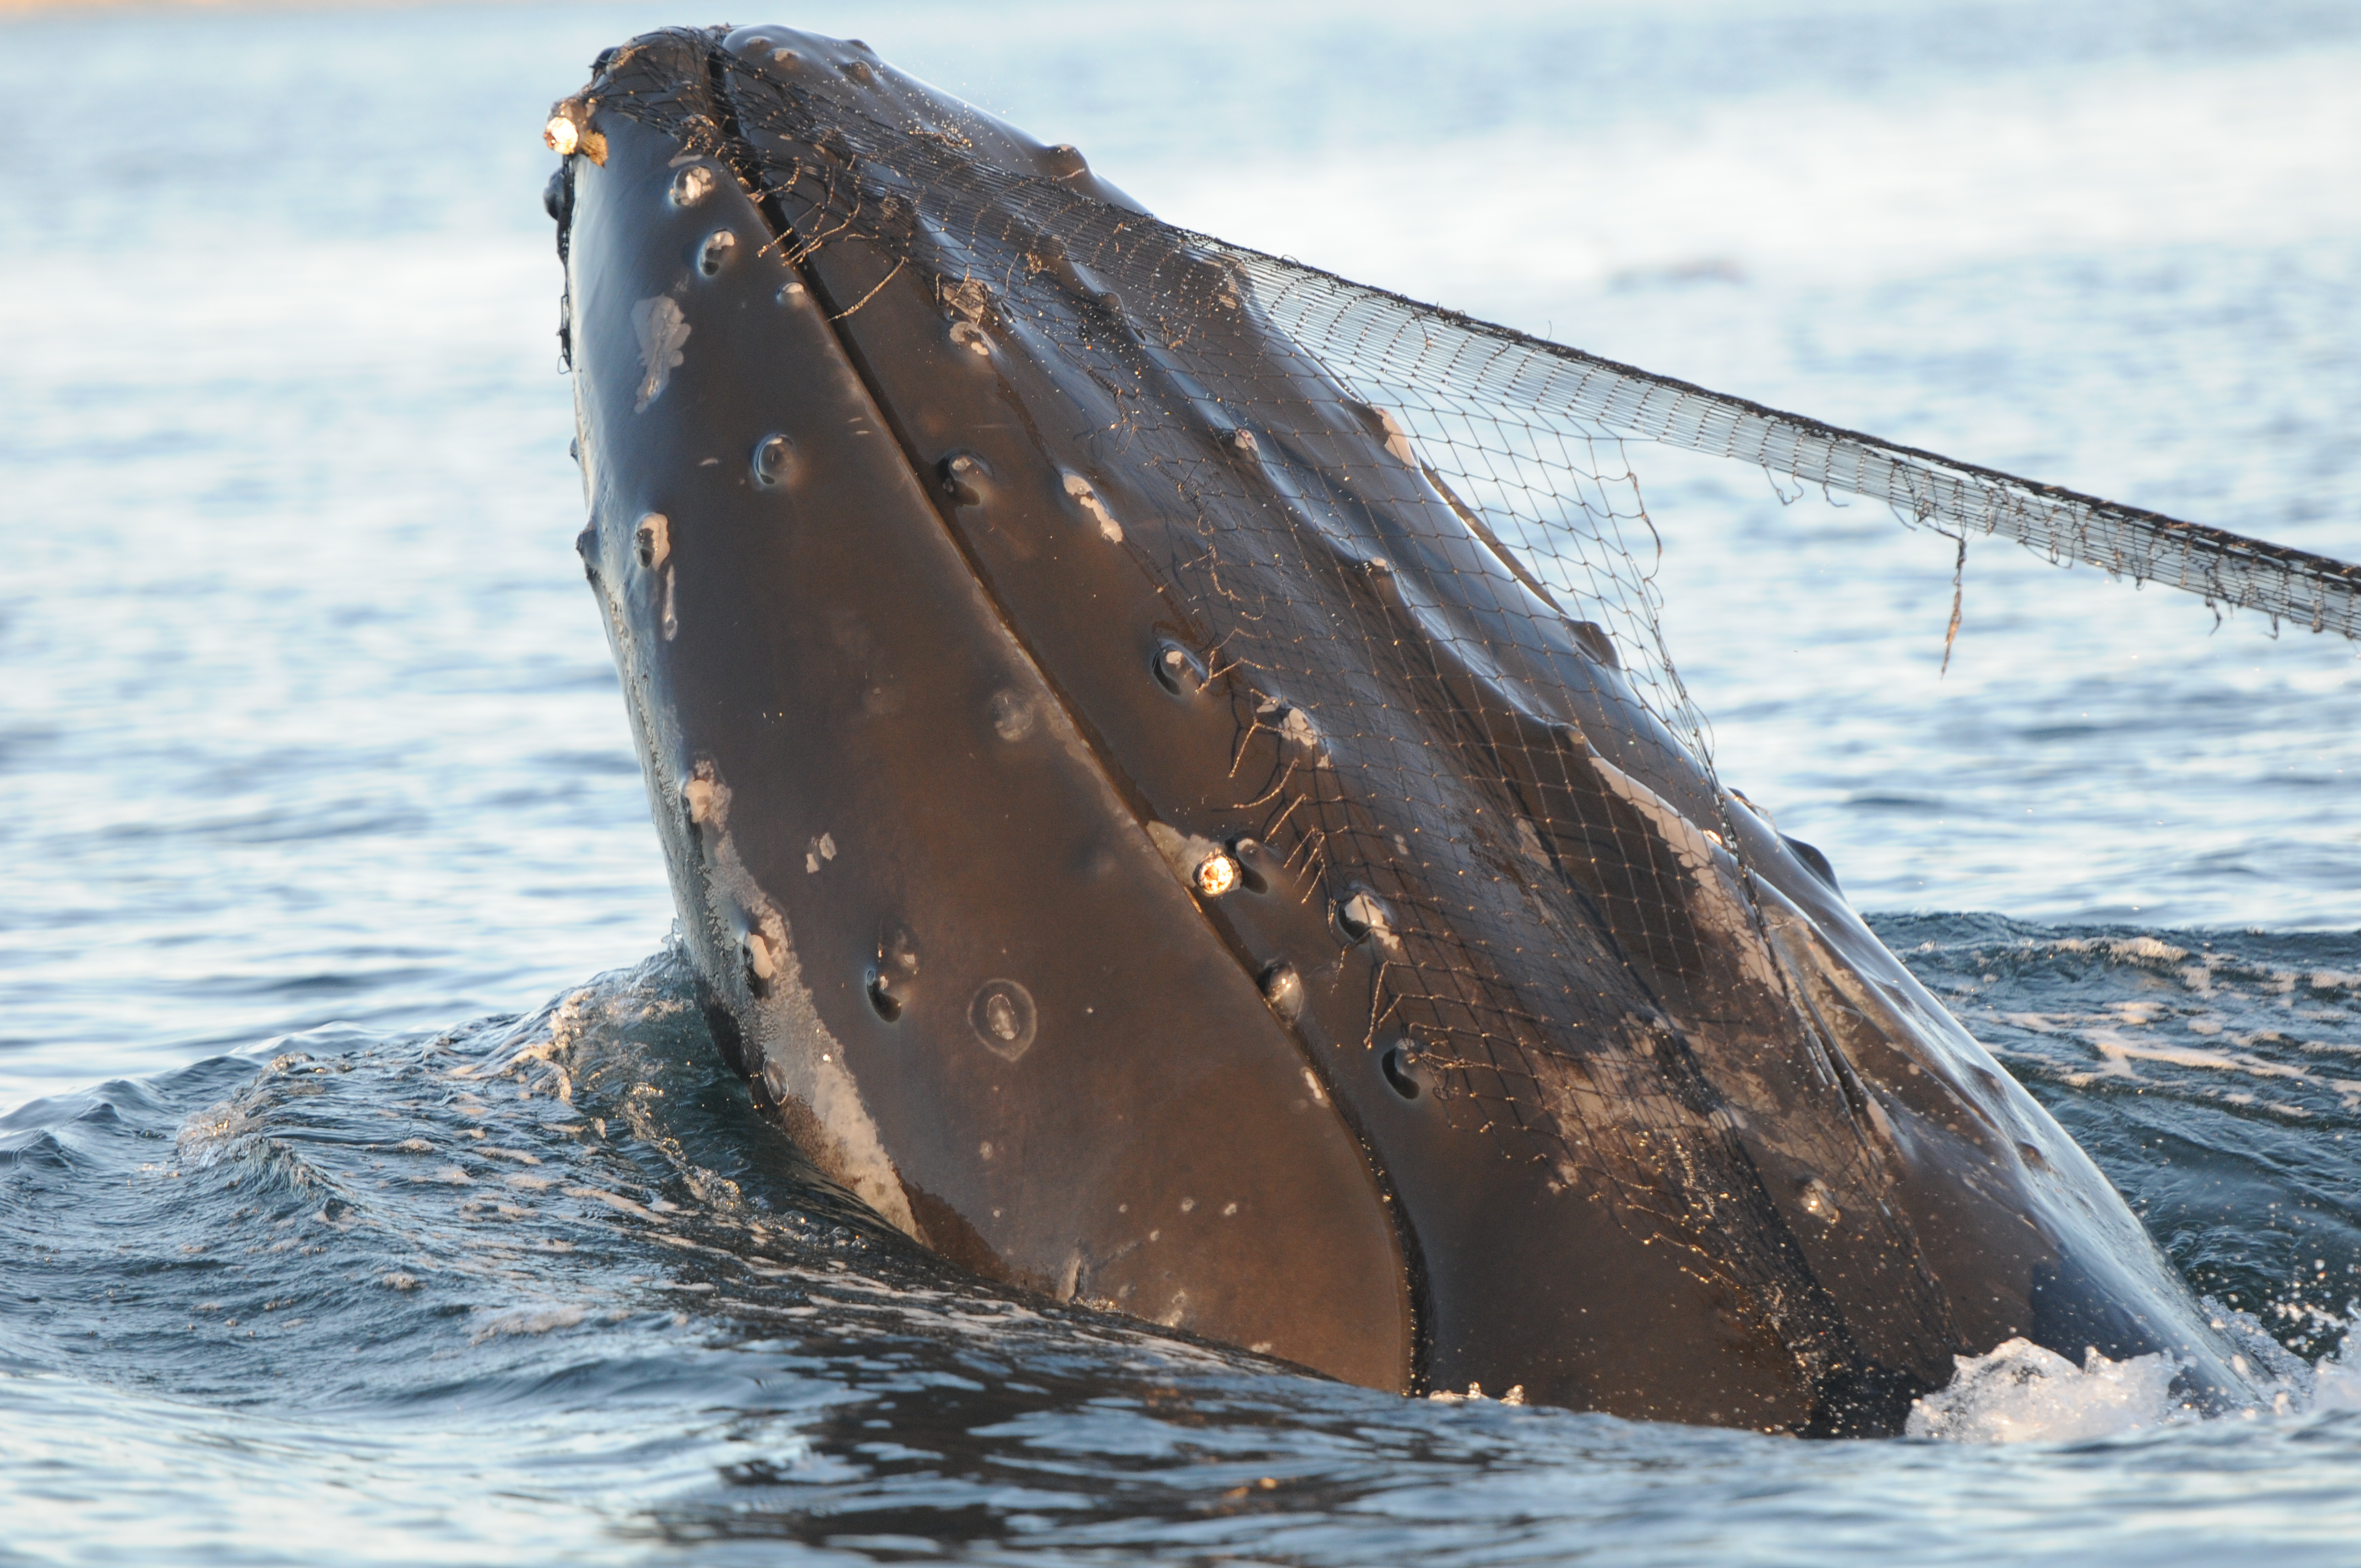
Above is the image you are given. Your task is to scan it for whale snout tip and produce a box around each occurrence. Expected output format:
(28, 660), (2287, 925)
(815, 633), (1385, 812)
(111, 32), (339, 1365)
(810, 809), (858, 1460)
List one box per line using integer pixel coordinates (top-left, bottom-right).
(543, 98), (605, 164)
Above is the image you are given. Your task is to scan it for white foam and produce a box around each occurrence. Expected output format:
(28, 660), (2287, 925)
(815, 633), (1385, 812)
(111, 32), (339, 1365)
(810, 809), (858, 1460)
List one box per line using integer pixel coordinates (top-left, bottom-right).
(1913, 1317), (2361, 1443)
(2311, 1338), (2361, 1415)
(1907, 1338), (2191, 1443)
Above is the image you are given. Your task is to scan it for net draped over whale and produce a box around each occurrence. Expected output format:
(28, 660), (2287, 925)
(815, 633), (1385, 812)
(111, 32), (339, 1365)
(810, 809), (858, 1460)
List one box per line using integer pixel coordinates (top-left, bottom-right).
(585, 41), (2358, 755)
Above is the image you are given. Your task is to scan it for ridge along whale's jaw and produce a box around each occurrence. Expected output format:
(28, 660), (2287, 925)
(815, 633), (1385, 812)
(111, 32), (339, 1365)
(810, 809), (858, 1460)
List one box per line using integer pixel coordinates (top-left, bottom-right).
(552, 25), (2257, 1431)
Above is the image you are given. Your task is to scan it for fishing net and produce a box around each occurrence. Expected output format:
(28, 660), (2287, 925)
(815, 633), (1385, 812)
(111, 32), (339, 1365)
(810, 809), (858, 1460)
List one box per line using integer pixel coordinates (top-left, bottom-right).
(565, 31), (2355, 1379)
(583, 29), (2357, 753)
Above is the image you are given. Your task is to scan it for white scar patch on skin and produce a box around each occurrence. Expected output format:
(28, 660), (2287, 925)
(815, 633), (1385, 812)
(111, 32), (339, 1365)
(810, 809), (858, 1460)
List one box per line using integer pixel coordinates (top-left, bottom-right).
(1588, 755), (1781, 995)
(682, 759), (916, 1238)
(1060, 471), (1124, 542)
(631, 295), (690, 411)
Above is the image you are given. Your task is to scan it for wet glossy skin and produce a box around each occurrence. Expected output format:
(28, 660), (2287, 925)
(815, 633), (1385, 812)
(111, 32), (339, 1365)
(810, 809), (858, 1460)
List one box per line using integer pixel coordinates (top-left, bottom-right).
(551, 26), (2254, 1431)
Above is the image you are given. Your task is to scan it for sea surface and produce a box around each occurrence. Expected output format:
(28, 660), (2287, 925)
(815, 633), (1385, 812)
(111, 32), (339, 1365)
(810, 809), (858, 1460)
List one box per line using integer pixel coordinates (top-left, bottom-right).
(2, 1), (2357, 1562)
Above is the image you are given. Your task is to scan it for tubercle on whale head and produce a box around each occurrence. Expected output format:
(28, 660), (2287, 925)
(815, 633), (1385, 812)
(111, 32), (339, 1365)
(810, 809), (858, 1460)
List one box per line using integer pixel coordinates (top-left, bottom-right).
(553, 24), (2260, 1430)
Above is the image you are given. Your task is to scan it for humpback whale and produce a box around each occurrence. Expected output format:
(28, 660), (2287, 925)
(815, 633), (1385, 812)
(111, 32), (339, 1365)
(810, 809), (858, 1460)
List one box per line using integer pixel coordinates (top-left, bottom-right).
(545, 25), (2309, 1432)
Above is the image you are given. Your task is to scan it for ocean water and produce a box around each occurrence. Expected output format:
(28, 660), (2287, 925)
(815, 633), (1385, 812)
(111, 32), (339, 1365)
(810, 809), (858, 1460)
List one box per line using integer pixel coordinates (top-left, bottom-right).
(2, 1), (2356, 1562)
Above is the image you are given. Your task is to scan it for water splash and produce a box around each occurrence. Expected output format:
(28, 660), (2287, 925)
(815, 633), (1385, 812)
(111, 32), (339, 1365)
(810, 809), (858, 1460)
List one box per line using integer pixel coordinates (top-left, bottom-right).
(1906, 1338), (2193, 1442)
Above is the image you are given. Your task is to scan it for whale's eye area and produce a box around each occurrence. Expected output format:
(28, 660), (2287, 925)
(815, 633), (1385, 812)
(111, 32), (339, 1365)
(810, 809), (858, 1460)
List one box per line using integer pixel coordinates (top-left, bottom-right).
(698, 230), (737, 276)
(670, 164), (717, 208)
(751, 434), (794, 487)
(1151, 641), (1207, 698)
(1381, 1045), (1424, 1101)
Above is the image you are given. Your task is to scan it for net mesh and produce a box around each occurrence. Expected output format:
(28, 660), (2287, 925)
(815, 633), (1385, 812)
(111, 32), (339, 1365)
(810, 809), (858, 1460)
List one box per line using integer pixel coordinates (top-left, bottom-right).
(595, 33), (2358, 731)
(575, 32), (2355, 1360)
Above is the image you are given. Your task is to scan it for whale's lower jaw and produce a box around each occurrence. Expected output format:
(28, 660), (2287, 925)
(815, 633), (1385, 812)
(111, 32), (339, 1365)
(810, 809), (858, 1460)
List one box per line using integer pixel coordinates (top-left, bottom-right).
(553, 26), (2252, 1431)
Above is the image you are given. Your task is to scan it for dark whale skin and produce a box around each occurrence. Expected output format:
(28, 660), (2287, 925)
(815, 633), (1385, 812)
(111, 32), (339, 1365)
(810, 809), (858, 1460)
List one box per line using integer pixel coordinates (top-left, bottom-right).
(551, 26), (2254, 1431)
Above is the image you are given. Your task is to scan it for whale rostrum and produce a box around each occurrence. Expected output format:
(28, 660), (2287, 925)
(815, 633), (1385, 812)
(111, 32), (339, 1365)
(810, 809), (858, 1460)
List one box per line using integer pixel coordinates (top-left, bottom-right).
(550, 25), (2262, 1432)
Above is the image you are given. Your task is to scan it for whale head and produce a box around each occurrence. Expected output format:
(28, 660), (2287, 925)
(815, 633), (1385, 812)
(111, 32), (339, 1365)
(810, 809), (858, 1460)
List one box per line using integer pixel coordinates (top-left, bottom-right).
(547, 25), (2254, 1432)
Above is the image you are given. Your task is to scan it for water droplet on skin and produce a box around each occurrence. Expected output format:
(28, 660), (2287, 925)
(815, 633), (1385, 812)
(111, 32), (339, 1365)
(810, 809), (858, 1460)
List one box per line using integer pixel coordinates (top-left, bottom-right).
(969, 980), (1036, 1061)
(1799, 1177), (1841, 1224)
(881, 921), (920, 978)
(751, 434), (794, 487)
(1258, 961), (1303, 1020)
(670, 165), (717, 208)
(988, 689), (1037, 742)
(697, 230), (737, 276)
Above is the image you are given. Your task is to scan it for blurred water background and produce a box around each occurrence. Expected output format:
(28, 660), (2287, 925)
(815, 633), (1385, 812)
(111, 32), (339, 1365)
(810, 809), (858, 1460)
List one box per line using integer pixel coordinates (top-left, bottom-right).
(1, 1), (2356, 1562)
